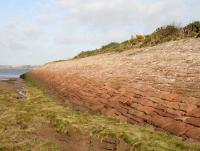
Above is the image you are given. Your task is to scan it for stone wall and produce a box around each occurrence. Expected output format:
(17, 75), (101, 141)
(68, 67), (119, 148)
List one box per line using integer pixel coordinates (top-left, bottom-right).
(28, 38), (200, 141)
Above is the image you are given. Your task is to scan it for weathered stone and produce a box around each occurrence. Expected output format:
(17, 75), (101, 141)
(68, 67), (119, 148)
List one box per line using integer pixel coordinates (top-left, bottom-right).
(28, 39), (200, 141)
(185, 117), (200, 127)
(185, 128), (200, 141)
(188, 108), (200, 118)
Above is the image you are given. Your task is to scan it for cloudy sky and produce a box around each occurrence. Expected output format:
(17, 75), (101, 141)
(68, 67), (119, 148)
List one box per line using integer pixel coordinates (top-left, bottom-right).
(0, 0), (199, 65)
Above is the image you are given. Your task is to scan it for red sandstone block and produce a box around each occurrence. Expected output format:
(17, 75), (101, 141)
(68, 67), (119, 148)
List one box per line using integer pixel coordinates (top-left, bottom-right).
(139, 99), (156, 107)
(119, 99), (132, 106)
(150, 115), (173, 128)
(100, 93), (111, 99)
(127, 108), (151, 124)
(165, 108), (185, 116)
(166, 102), (180, 110)
(188, 108), (200, 118)
(185, 127), (200, 141)
(118, 87), (126, 93)
(132, 99), (176, 118)
(128, 116), (144, 123)
(78, 90), (96, 97)
(185, 117), (200, 127)
(105, 109), (118, 117)
(130, 103), (155, 115)
(111, 95), (123, 102)
(154, 110), (174, 118)
(128, 109), (146, 118)
(153, 103), (166, 110)
(164, 121), (189, 136)
(117, 106), (129, 115)
(198, 103), (200, 108)
(160, 91), (181, 102)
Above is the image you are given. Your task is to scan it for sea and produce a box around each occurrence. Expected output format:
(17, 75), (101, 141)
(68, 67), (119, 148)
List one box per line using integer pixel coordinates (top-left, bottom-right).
(0, 68), (32, 80)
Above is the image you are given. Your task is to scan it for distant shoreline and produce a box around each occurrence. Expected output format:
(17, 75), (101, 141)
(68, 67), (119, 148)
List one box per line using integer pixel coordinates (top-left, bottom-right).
(0, 67), (35, 80)
(0, 77), (19, 81)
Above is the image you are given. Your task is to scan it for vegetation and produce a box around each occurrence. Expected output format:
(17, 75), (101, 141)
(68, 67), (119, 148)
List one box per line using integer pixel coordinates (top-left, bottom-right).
(74, 21), (200, 59)
(0, 87), (59, 150)
(0, 76), (196, 150)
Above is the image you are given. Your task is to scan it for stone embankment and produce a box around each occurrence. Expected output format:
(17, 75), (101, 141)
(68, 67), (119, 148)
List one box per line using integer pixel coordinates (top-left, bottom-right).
(27, 38), (200, 141)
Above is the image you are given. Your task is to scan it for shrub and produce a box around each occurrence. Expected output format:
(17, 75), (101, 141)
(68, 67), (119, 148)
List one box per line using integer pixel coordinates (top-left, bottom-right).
(183, 21), (200, 37)
(136, 35), (145, 40)
(150, 25), (182, 45)
(74, 21), (200, 59)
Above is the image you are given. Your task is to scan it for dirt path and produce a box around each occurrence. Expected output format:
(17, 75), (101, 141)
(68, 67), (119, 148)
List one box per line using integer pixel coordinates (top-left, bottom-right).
(35, 125), (130, 151)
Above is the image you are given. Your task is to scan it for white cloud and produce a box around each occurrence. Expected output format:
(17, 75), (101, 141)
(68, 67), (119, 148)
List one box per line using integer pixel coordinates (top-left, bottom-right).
(54, 0), (186, 30)
(48, 0), (190, 48)
(0, 0), (199, 65)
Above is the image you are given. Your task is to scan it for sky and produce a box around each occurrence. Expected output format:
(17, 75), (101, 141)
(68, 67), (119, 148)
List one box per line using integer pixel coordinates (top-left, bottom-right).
(0, 0), (199, 65)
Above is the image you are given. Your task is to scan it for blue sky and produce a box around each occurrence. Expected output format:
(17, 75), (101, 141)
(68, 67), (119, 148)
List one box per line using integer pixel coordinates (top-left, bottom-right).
(0, 0), (200, 65)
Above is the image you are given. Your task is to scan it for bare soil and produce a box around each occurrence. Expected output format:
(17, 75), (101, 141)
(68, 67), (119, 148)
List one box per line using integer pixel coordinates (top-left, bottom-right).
(35, 125), (130, 151)
(0, 78), (25, 90)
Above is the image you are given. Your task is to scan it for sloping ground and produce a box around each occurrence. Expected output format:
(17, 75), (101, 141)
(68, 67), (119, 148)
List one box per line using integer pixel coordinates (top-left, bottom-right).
(26, 38), (200, 141)
(3, 80), (199, 151)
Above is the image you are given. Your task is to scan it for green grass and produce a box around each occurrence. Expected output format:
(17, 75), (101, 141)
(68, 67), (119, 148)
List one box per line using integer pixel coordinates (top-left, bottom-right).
(0, 89), (59, 151)
(74, 21), (200, 59)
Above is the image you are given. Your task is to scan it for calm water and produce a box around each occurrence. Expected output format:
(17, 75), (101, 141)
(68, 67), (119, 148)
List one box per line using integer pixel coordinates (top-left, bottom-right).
(0, 69), (31, 80)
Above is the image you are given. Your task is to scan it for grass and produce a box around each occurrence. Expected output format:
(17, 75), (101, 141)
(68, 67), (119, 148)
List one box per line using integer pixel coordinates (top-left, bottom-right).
(1, 76), (196, 150)
(0, 89), (59, 151)
(74, 21), (200, 59)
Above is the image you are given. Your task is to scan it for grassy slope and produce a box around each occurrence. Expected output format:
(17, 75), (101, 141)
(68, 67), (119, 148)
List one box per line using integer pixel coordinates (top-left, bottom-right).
(2, 76), (197, 150)
(74, 21), (200, 59)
